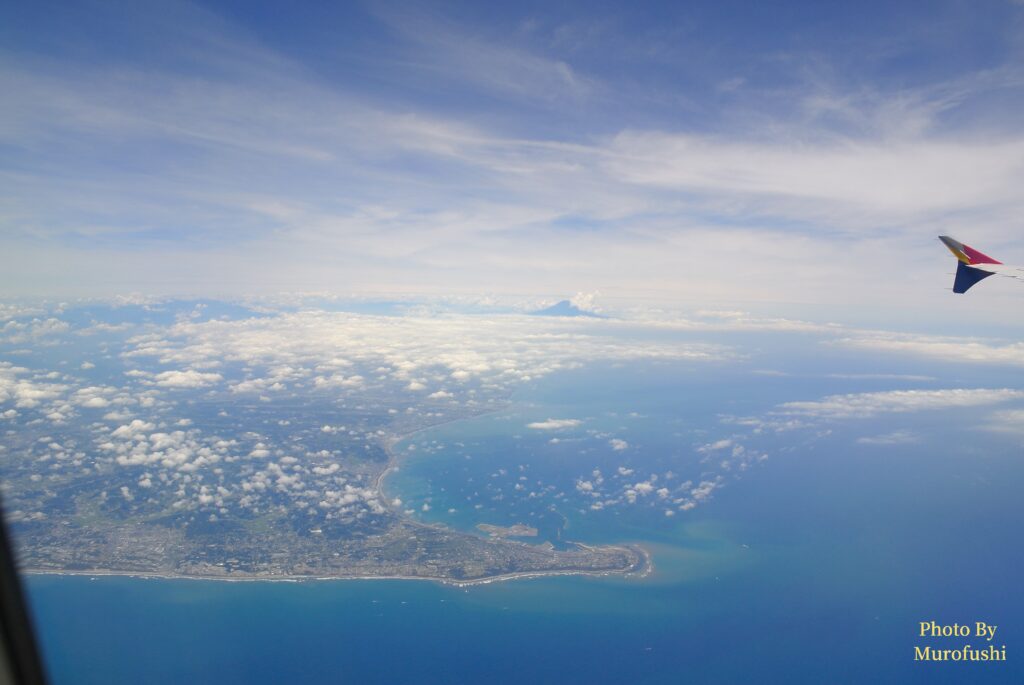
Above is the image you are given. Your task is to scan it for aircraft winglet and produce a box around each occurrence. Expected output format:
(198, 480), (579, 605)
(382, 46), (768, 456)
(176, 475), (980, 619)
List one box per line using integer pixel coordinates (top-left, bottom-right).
(939, 236), (1001, 294)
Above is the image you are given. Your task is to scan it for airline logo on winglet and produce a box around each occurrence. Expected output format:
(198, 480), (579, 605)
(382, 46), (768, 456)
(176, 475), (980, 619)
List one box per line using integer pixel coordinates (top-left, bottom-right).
(939, 236), (1002, 266)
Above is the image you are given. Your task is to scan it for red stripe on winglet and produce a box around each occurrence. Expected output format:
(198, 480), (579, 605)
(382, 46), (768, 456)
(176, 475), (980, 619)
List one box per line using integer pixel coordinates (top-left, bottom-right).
(962, 244), (1001, 265)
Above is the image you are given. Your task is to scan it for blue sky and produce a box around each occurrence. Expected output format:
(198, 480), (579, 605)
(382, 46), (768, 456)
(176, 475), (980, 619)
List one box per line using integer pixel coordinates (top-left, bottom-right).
(4, 0), (1024, 325)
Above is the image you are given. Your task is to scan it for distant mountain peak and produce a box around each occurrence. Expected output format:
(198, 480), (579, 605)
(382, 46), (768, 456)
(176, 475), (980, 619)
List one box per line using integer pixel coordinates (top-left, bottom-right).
(530, 300), (606, 318)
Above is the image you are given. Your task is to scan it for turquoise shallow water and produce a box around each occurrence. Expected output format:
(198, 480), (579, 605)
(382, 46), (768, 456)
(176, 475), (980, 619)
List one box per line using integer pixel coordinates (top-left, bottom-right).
(24, 348), (1024, 684)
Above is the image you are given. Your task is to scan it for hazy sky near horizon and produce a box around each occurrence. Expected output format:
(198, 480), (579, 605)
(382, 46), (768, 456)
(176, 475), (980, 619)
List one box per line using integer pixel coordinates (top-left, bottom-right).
(4, 0), (1024, 324)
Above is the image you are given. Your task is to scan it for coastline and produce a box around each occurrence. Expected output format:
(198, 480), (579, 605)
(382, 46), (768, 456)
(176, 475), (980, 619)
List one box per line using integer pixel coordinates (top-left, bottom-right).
(23, 544), (651, 588)
(371, 410), (654, 584)
(373, 406), (511, 507)
(23, 406), (655, 589)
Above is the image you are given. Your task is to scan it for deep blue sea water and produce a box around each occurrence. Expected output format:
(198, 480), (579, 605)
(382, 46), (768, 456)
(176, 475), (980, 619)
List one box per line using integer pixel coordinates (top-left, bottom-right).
(24, 340), (1024, 684)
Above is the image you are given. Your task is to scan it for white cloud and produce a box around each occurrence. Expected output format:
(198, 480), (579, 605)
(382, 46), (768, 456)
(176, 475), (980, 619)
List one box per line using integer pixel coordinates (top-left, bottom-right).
(569, 291), (600, 312)
(985, 409), (1024, 434)
(71, 386), (118, 408)
(152, 370), (223, 388)
(633, 482), (654, 495)
(0, 318), (71, 344)
(698, 438), (733, 453)
(110, 419), (155, 438)
(312, 374), (363, 389)
(0, 363), (67, 409)
(527, 418), (581, 430)
(691, 480), (720, 501)
(777, 388), (1024, 420)
(837, 334), (1024, 368)
(826, 373), (936, 381)
(608, 438), (628, 451)
(605, 131), (1024, 218)
(856, 430), (920, 445)
(6, 0), (1024, 321)
(231, 378), (279, 393)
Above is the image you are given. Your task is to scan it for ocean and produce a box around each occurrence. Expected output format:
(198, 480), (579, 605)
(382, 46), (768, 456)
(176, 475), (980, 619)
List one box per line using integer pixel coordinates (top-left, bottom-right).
(24, 346), (1024, 684)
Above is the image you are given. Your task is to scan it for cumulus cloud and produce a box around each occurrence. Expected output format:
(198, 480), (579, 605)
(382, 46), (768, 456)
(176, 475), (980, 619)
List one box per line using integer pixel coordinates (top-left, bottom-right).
(110, 420), (156, 438)
(698, 438), (733, 453)
(0, 318), (71, 344)
(5, 302), (902, 538)
(0, 363), (67, 409)
(569, 291), (600, 313)
(690, 480), (720, 502)
(313, 374), (364, 389)
(231, 378), (282, 393)
(123, 312), (724, 400)
(71, 386), (119, 409)
(152, 370), (223, 388)
(633, 482), (654, 496)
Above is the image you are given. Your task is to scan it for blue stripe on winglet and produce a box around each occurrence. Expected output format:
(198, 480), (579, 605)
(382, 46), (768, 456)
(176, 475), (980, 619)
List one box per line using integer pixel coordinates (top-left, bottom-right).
(953, 261), (994, 294)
